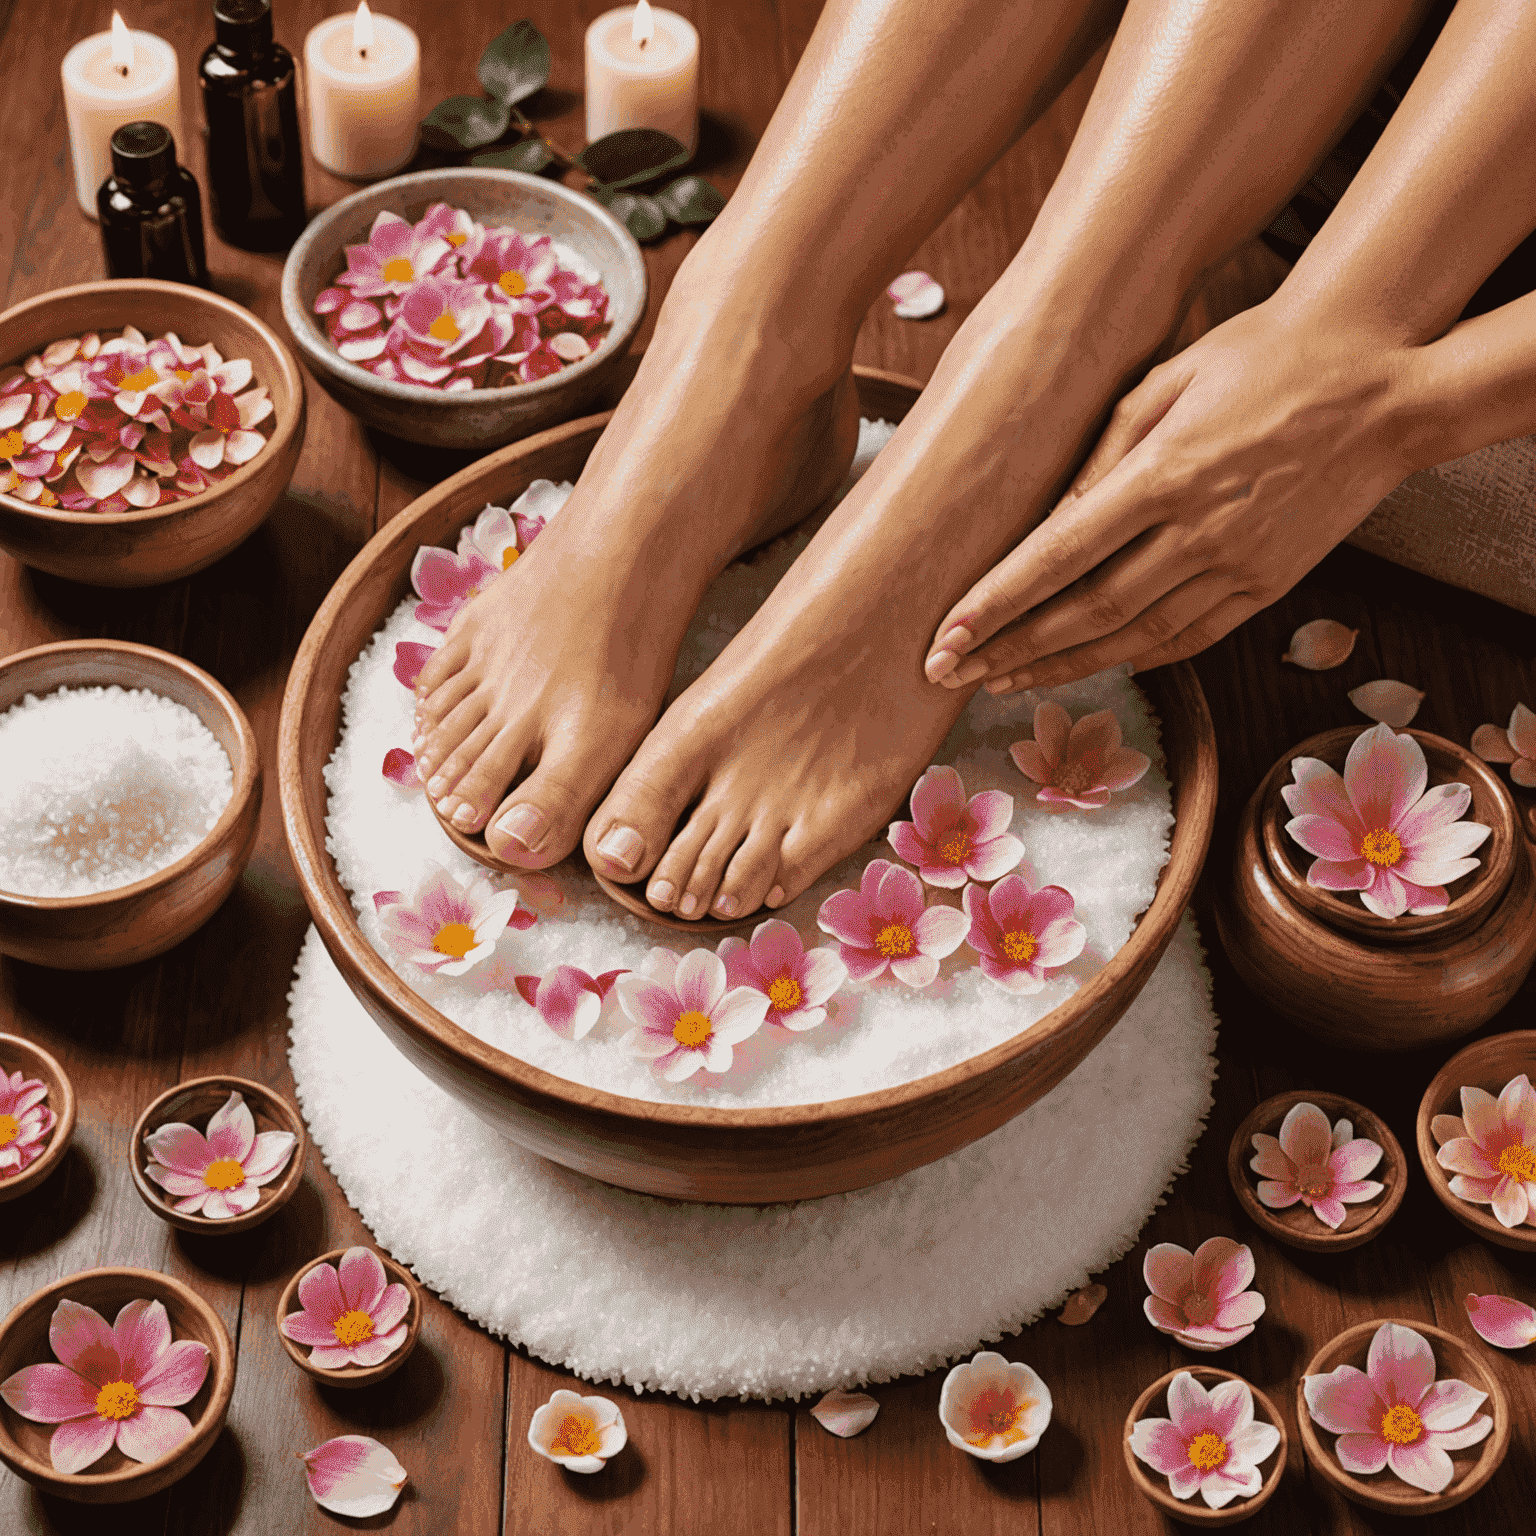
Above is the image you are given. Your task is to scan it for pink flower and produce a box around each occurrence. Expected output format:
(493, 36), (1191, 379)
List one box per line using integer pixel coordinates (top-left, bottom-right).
(887, 766), (1023, 887)
(279, 1248), (411, 1368)
(410, 543), (502, 631)
(717, 919), (847, 1031)
(395, 275), (496, 361)
(415, 200), (482, 254)
(1433, 1073), (1536, 1228)
(962, 875), (1086, 994)
(937, 1351), (1052, 1462)
(0, 1297), (210, 1472)
(514, 966), (625, 1040)
(463, 228), (559, 310)
(1464, 1293), (1536, 1350)
(337, 210), (453, 298)
(615, 948), (769, 1082)
(1248, 1102), (1384, 1230)
(1143, 1237), (1265, 1351)
(1009, 702), (1150, 810)
(375, 863), (521, 976)
(394, 640), (436, 688)
(1472, 703), (1536, 789)
(456, 481), (564, 570)
(142, 1090), (297, 1219)
(815, 858), (968, 988)
(0, 1066), (56, 1178)
(528, 1388), (627, 1473)
(300, 1435), (408, 1517)
(382, 747), (416, 786)
(187, 387), (271, 469)
(1129, 1371), (1281, 1508)
(1303, 1320), (1492, 1493)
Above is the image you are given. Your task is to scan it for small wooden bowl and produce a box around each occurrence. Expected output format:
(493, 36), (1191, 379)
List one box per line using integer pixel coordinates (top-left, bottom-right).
(0, 279), (304, 586)
(1227, 1091), (1406, 1252)
(1416, 1031), (1536, 1253)
(0, 641), (263, 971)
(1122, 1366), (1287, 1527)
(1298, 1319), (1509, 1515)
(130, 1075), (306, 1236)
(275, 1246), (422, 1388)
(0, 1033), (76, 1204)
(0, 1266), (234, 1503)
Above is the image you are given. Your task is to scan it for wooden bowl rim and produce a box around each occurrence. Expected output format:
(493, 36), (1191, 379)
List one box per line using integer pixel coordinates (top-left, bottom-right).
(1415, 1030), (1536, 1250)
(0, 278), (304, 527)
(1121, 1365), (1288, 1524)
(1226, 1090), (1406, 1251)
(279, 167), (648, 407)
(278, 368), (1219, 1136)
(0, 1264), (235, 1491)
(1296, 1317), (1510, 1512)
(129, 1074), (307, 1234)
(274, 1245), (422, 1385)
(0, 639), (262, 914)
(0, 1032), (77, 1201)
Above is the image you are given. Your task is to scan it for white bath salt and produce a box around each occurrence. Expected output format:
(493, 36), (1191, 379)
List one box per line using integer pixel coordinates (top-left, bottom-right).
(0, 685), (232, 898)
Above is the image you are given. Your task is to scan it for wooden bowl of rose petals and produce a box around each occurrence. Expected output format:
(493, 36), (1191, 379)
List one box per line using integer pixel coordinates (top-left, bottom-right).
(0, 279), (304, 586)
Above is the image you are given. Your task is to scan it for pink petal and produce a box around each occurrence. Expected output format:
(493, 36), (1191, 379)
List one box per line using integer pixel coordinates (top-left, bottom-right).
(967, 789), (1015, 842)
(282, 1309), (341, 1347)
(1100, 746), (1151, 792)
(1386, 1439), (1454, 1493)
(1310, 1196), (1348, 1229)
(1329, 1138), (1384, 1184)
(1031, 914), (1087, 969)
(1491, 1175), (1530, 1227)
(1303, 1364), (1382, 1435)
(1359, 869), (1410, 918)
(1143, 1296), (1188, 1334)
(1281, 757), (1364, 835)
(49, 1415), (119, 1473)
(887, 820), (929, 868)
(1009, 739), (1051, 785)
(1333, 1431), (1390, 1475)
(749, 919), (805, 981)
(1128, 1417), (1192, 1476)
(1416, 1377), (1487, 1432)
(112, 1298), (171, 1385)
(223, 429), (265, 466)
(1472, 722), (1519, 763)
(1248, 1133), (1293, 1181)
(1287, 814), (1363, 863)
(1509, 702), (1536, 759)
(672, 948), (726, 1016)
(49, 1300), (121, 1386)
(1065, 709), (1123, 760)
(810, 1390), (880, 1438)
(0, 1363), (98, 1422)
(1192, 1237), (1252, 1301)
(1032, 701), (1071, 765)
(1345, 723), (1427, 831)
(838, 945), (891, 984)
(887, 272), (945, 318)
(74, 450), (136, 498)
(1213, 1291), (1266, 1330)
(372, 1283), (412, 1336)
(1208, 1378), (1254, 1440)
(1427, 1414), (1492, 1452)
(1282, 619), (1358, 670)
(302, 1435), (408, 1518)
(204, 1093), (255, 1163)
(1166, 1370), (1215, 1431)
(339, 1328), (408, 1368)
(1447, 1172), (1499, 1204)
(911, 903), (968, 958)
(1277, 1102), (1334, 1168)
(817, 886), (877, 948)
(393, 641), (435, 689)
(1256, 1180), (1303, 1210)
(338, 1248), (388, 1314)
(910, 766), (967, 836)
(1394, 781), (1478, 848)
(1498, 1072), (1536, 1141)
(188, 430), (227, 470)
(888, 953), (941, 988)
(1304, 856), (1374, 892)
(135, 1339), (210, 1408)
(298, 1259), (346, 1325)
(112, 1405), (196, 1469)
(965, 833), (1026, 883)
(1366, 1321), (1436, 1408)
(1143, 1244), (1193, 1303)
(1331, 1179), (1384, 1205)
(1349, 681), (1426, 730)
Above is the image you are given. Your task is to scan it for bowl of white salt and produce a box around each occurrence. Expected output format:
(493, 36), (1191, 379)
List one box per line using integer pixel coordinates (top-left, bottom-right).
(0, 641), (261, 970)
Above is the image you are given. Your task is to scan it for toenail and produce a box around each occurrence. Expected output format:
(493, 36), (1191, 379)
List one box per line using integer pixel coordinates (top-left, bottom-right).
(436, 796), (458, 818)
(596, 825), (645, 872)
(452, 805), (478, 829)
(984, 675), (1011, 694)
(1011, 668), (1034, 688)
(714, 893), (738, 916)
(416, 755), (433, 780)
(925, 649), (958, 682)
(938, 624), (973, 651)
(427, 774), (448, 798)
(648, 879), (675, 906)
(766, 885), (786, 908)
(494, 803), (547, 852)
(679, 893), (698, 916)
(952, 658), (989, 686)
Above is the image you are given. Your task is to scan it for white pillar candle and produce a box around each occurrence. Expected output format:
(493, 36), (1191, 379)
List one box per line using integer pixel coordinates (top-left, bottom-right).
(303, 2), (420, 179)
(61, 13), (183, 220)
(585, 2), (699, 157)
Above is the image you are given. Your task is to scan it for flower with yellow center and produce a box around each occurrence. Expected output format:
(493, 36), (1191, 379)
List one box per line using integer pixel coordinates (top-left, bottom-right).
(1000, 929), (1037, 964)
(1379, 1403), (1423, 1446)
(432, 921), (477, 959)
(550, 1413), (601, 1458)
(332, 1310), (375, 1348)
(428, 312), (460, 344)
(1186, 1430), (1228, 1471)
(381, 256), (415, 284)
(941, 1352), (1052, 1463)
(1360, 827), (1403, 867)
(95, 1380), (139, 1421)
(767, 976), (802, 1012)
(963, 1387), (1034, 1447)
(0, 428), (25, 460)
(875, 922), (915, 958)
(1498, 1142), (1536, 1181)
(498, 269), (527, 298)
(0, 1113), (19, 1147)
(529, 1388), (628, 1472)
(203, 1157), (245, 1191)
(672, 1010), (712, 1048)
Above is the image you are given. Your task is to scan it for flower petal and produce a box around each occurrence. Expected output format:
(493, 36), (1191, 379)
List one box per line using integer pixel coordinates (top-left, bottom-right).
(112, 1298), (172, 1386)
(1471, 722), (1519, 763)
(49, 1414), (119, 1473)
(1366, 1321), (1436, 1410)
(302, 1435), (408, 1517)
(1334, 1430), (1390, 1476)
(1283, 619), (1358, 670)
(810, 1390), (880, 1438)
(0, 1362), (98, 1423)
(1464, 1293), (1536, 1349)
(1303, 1364), (1380, 1435)
(338, 1247), (388, 1315)
(1387, 1439), (1454, 1493)
(1277, 1102), (1333, 1167)
(49, 1299), (120, 1386)
(298, 1258), (346, 1325)
(1349, 680), (1426, 729)
(115, 1403), (196, 1465)
(1416, 1377), (1487, 1432)
(1142, 1243), (1193, 1303)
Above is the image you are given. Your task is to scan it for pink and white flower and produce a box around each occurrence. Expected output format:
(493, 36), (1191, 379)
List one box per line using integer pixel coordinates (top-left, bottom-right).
(1129, 1371), (1281, 1509)
(300, 1435), (408, 1517)
(463, 228), (559, 310)
(1303, 1320), (1492, 1493)
(416, 200), (482, 254)
(514, 966), (625, 1040)
(1472, 703), (1536, 789)
(375, 863), (521, 977)
(279, 1247), (411, 1369)
(187, 387), (271, 469)
(1433, 1073), (1536, 1228)
(887, 766), (1023, 887)
(395, 275), (496, 362)
(962, 875), (1086, 994)
(615, 947), (769, 1081)
(382, 747), (416, 786)
(1010, 702), (1151, 811)
(1143, 1237), (1265, 1351)
(457, 481), (564, 570)
(410, 543), (502, 631)
(1248, 1102), (1384, 1230)
(0, 1066), (56, 1178)
(394, 640), (436, 689)
(816, 859), (968, 989)
(338, 209), (453, 298)
(142, 1090), (297, 1220)
(0, 1297), (210, 1472)
(1464, 1293), (1536, 1350)
(717, 919), (847, 1031)
(938, 1351), (1052, 1463)
(1282, 723), (1490, 919)
(528, 1388), (627, 1474)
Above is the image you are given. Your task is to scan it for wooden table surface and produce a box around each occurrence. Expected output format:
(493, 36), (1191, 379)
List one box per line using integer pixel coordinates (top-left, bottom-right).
(3, 1), (1535, 1531)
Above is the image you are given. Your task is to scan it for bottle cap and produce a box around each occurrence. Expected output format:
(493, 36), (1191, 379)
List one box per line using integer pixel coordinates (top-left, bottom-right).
(213, 0), (275, 51)
(109, 121), (178, 188)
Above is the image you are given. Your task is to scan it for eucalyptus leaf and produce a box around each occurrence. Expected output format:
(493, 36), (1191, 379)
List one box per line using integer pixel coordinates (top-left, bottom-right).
(477, 19), (551, 107)
(420, 94), (511, 152)
(606, 191), (668, 242)
(577, 128), (690, 191)
(656, 175), (726, 226)
(471, 138), (555, 175)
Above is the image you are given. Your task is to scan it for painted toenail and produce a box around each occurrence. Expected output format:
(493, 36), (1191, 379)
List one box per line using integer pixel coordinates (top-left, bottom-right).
(451, 804), (478, 829)
(714, 894), (738, 916)
(427, 774), (448, 798)
(952, 658), (989, 686)
(494, 803), (547, 852)
(766, 885), (786, 907)
(679, 893), (698, 916)
(648, 879), (675, 907)
(925, 649), (958, 682)
(596, 826), (644, 872)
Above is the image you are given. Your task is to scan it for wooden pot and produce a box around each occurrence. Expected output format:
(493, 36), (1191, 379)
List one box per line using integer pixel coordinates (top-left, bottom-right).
(275, 1247), (422, 1388)
(0, 1033), (76, 1204)
(1214, 727), (1536, 1051)
(278, 367), (1218, 1203)
(0, 641), (263, 971)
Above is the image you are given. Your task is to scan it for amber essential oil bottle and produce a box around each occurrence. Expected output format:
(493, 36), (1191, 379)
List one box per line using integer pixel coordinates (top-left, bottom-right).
(97, 121), (211, 288)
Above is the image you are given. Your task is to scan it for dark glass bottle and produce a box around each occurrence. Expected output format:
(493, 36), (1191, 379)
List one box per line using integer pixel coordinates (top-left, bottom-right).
(97, 122), (211, 288)
(199, 0), (307, 251)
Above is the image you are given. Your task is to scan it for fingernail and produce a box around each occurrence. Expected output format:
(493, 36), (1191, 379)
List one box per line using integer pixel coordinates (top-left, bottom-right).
(451, 803), (478, 829)
(679, 893), (698, 917)
(925, 649), (958, 682)
(984, 676), (1010, 694)
(952, 658), (989, 686)
(597, 825), (644, 872)
(427, 774), (447, 798)
(714, 893), (738, 916)
(939, 624), (973, 651)
(648, 879), (675, 907)
(766, 885), (785, 907)
(494, 803), (547, 852)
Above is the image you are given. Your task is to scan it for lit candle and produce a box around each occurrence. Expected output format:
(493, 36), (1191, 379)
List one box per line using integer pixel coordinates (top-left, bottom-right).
(585, 2), (699, 157)
(61, 12), (184, 220)
(302, 2), (420, 179)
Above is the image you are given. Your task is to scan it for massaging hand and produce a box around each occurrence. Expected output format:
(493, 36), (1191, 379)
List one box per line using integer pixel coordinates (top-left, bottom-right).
(923, 302), (1428, 693)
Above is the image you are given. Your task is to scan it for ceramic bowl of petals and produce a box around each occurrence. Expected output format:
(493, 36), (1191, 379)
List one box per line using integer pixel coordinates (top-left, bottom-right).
(279, 367), (1219, 1204)
(1227, 1090), (1407, 1254)
(1416, 1030), (1536, 1253)
(275, 1246), (423, 1388)
(0, 1266), (234, 1504)
(0, 1033), (76, 1204)
(129, 1075), (306, 1236)
(1215, 725), (1536, 1051)
(0, 640), (262, 971)
(280, 168), (647, 452)
(0, 279), (304, 586)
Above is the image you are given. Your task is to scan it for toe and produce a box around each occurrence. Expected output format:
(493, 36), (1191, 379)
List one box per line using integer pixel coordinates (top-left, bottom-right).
(710, 822), (785, 919)
(679, 819), (747, 921)
(585, 731), (709, 885)
(771, 821), (843, 910)
(414, 666), (477, 744)
(487, 748), (619, 870)
(643, 808), (718, 914)
(434, 723), (532, 833)
(417, 692), (487, 783)
(415, 630), (470, 700)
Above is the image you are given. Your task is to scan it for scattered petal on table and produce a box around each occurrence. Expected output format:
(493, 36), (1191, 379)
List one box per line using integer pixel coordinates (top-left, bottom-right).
(1348, 680), (1425, 728)
(300, 1434), (408, 1517)
(811, 1390), (880, 1438)
(1283, 619), (1358, 670)
(1464, 1293), (1536, 1350)
(887, 271), (945, 319)
(1058, 1284), (1108, 1326)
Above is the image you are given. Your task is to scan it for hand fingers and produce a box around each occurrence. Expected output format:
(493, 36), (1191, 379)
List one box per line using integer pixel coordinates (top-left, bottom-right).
(1066, 357), (1189, 503)
(1121, 593), (1268, 673)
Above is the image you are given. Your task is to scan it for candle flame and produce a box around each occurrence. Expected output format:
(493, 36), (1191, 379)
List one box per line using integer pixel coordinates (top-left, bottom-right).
(353, 0), (374, 54)
(631, 0), (654, 48)
(110, 10), (133, 71)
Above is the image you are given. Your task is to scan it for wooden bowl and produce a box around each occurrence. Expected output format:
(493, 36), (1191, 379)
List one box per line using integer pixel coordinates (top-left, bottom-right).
(0, 1033), (76, 1203)
(1122, 1366), (1287, 1527)
(275, 1246), (422, 1388)
(1227, 1091), (1406, 1253)
(280, 168), (647, 451)
(129, 1075), (306, 1235)
(1416, 1031), (1536, 1253)
(0, 1266), (234, 1503)
(0, 279), (304, 586)
(1298, 1319), (1509, 1515)
(278, 366), (1218, 1203)
(0, 641), (262, 971)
